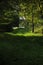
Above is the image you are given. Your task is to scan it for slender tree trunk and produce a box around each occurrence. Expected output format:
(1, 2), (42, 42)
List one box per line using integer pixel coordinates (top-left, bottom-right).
(32, 15), (34, 32)
(32, 3), (34, 33)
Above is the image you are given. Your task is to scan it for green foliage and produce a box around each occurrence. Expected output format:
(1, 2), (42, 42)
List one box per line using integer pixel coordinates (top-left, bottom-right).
(0, 34), (43, 65)
(0, 0), (43, 33)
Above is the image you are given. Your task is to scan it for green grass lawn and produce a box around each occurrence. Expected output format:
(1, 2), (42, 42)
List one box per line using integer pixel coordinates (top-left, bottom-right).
(4, 27), (43, 36)
(0, 32), (43, 65)
(6, 32), (43, 36)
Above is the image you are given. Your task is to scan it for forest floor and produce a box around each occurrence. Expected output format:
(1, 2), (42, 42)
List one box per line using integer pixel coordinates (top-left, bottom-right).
(0, 31), (43, 65)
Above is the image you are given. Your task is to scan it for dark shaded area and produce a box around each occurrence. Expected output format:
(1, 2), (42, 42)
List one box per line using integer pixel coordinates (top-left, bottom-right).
(0, 15), (19, 32)
(0, 34), (43, 65)
(0, 23), (12, 32)
(11, 15), (19, 27)
(12, 28), (29, 34)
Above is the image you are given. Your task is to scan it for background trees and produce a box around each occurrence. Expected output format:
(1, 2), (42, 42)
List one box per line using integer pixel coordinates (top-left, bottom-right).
(0, 0), (43, 33)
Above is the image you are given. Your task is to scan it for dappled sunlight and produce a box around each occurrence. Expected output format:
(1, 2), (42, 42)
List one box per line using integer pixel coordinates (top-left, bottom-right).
(4, 31), (43, 37)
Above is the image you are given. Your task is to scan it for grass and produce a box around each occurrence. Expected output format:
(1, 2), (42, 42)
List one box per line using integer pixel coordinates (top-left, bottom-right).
(0, 31), (43, 65)
(4, 27), (43, 36)
(6, 32), (43, 36)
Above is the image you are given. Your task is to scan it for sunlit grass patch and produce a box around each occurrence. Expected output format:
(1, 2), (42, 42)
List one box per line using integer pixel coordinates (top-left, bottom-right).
(5, 32), (43, 36)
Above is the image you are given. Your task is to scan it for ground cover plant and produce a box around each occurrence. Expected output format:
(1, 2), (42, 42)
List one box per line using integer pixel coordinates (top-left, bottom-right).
(0, 32), (43, 65)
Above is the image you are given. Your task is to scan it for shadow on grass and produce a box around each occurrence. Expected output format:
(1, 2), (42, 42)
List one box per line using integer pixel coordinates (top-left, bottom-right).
(0, 33), (43, 65)
(12, 28), (30, 34)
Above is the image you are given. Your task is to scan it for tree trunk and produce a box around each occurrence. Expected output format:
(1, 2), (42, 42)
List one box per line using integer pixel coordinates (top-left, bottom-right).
(32, 22), (34, 32)
(32, 4), (34, 33)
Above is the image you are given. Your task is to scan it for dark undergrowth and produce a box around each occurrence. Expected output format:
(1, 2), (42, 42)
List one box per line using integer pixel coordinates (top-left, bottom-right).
(0, 33), (43, 65)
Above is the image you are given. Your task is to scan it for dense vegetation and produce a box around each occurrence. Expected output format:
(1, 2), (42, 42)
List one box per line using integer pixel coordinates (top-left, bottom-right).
(0, 0), (43, 65)
(0, 0), (43, 33)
